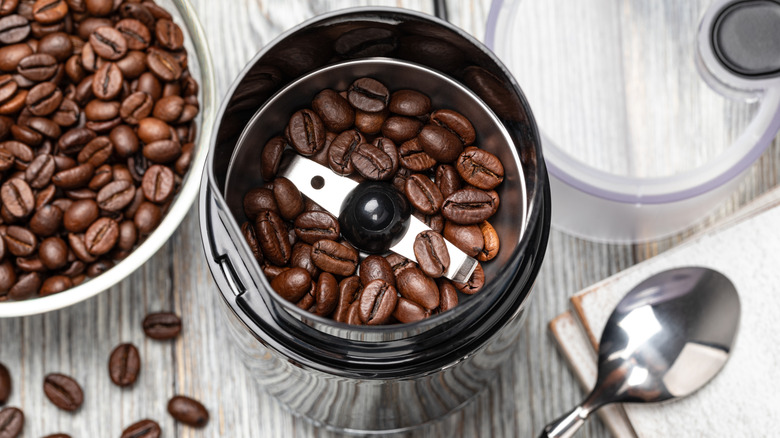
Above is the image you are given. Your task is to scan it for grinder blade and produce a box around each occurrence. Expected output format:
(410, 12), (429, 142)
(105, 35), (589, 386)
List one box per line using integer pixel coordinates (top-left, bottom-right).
(280, 154), (477, 283)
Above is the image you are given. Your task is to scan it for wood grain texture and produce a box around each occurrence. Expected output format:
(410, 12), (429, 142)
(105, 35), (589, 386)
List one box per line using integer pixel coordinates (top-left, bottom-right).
(1, 1), (778, 437)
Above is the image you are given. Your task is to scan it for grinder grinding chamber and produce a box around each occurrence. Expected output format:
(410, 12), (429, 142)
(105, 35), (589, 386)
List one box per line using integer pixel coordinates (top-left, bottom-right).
(199, 7), (551, 432)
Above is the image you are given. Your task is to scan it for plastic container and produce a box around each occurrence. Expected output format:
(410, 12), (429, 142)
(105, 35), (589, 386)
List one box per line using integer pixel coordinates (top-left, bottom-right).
(486, 0), (780, 243)
(200, 7), (550, 433)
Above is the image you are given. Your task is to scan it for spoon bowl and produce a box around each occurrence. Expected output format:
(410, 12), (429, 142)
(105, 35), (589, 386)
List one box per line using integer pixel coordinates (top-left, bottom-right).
(542, 267), (740, 438)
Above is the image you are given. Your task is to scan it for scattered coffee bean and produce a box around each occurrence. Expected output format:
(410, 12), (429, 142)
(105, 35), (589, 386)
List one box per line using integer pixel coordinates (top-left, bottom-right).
(108, 343), (140, 387)
(43, 373), (83, 411)
(121, 419), (161, 438)
(0, 407), (23, 438)
(142, 312), (181, 340)
(167, 395), (208, 427)
(0, 362), (10, 406)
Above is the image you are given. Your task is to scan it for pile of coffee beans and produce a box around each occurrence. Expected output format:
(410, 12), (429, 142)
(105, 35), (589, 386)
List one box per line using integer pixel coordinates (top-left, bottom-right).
(0, 0), (199, 303)
(0, 310), (208, 437)
(242, 77), (504, 325)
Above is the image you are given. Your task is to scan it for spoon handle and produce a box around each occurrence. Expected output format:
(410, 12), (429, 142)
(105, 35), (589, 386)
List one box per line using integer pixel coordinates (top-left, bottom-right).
(539, 405), (589, 438)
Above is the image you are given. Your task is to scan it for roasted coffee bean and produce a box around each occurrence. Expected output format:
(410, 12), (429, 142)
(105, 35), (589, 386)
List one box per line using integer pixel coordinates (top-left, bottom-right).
(443, 221), (483, 258)
(77, 136), (112, 167)
(0, 149), (13, 172)
(0, 14), (30, 44)
(40, 275), (72, 296)
(413, 230), (449, 278)
(32, 0), (68, 24)
(117, 220), (136, 252)
(74, 74), (96, 104)
(291, 241), (320, 277)
(26, 81), (62, 116)
(354, 108), (387, 135)
(0, 362), (10, 405)
(348, 77), (388, 113)
(52, 162), (93, 189)
(270, 267), (310, 303)
(27, 116), (60, 139)
(110, 124), (138, 157)
(396, 266), (439, 310)
(436, 279), (458, 313)
(272, 177), (304, 220)
(146, 48), (181, 82)
(68, 232), (97, 263)
(133, 201), (161, 235)
(152, 95), (183, 123)
(312, 89), (354, 132)
(454, 262), (484, 295)
(142, 139), (180, 163)
(254, 210), (290, 266)
(441, 188), (495, 225)
(121, 419), (161, 438)
(108, 343), (140, 387)
(3, 140), (33, 169)
(92, 62), (122, 100)
(142, 312), (181, 340)
(58, 126), (96, 155)
(419, 124), (462, 163)
(89, 25), (127, 60)
(141, 164), (174, 203)
(456, 146), (504, 190)
(0, 77), (17, 106)
(38, 236), (67, 269)
(10, 124), (42, 146)
(435, 164), (461, 199)
(313, 272), (338, 316)
(398, 138), (435, 171)
(359, 279), (397, 325)
(0, 261), (16, 295)
(389, 89), (431, 117)
(29, 204), (62, 237)
(1, 178), (34, 218)
(120, 91), (153, 124)
(345, 299), (362, 325)
(0, 89), (27, 115)
(167, 395), (208, 428)
(262, 264), (288, 281)
(0, 407), (23, 438)
(0, 44), (32, 72)
(241, 221), (263, 263)
(43, 373), (83, 411)
(17, 53), (58, 81)
(52, 98), (79, 126)
(286, 109), (325, 156)
(260, 136), (285, 181)
(293, 211), (339, 244)
(115, 49), (147, 79)
(155, 19), (182, 51)
(351, 142), (393, 180)
(393, 297), (429, 323)
(294, 282), (315, 310)
(96, 179), (134, 211)
(15, 256), (45, 273)
(8, 271), (40, 300)
(358, 254), (395, 288)
(0, 0), (19, 16)
(431, 109), (475, 146)
(327, 129), (362, 175)
(138, 117), (170, 143)
(332, 276), (360, 323)
(477, 221), (499, 261)
(84, 216), (118, 255)
(85, 0), (112, 16)
(38, 31), (72, 61)
(381, 116), (422, 143)
(311, 239), (358, 277)
(84, 100), (120, 121)
(5, 226), (36, 257)
(243, 187), (277, 219)
(405, 173), (443, 215)
(115, 18), (150, 50)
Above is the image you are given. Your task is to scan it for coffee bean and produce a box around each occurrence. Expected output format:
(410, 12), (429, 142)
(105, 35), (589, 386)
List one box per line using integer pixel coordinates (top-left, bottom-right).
(121, 419), (160, 438)
(117, 220), (136, 252)
(381, 116), (422, 143)
(115, 18), (151, 51)
(345, 299), (362, 325)
(454, 262), (484, 295)
(418, 124), (462, 163)
(115, 50), (147, 79)
(0, 261), (16, 295)
(3, 140), (33, 169)
(17, 53), (58, 81)
(85, 0), (112, 16)
(293, 211), (339, 245)
(167, 395), (209, 428)
(269, 267), (310, 303)
(332, 276), (360, 323)
(40, 275), (72, 296)
(142, 312), (182, 340)
(0, 0), (19, 16)
(42, 434), (72, 438)
(142, 139), (180, 164)
(90, 26), (127, 60)
(155, 19), (183, 51)
(405, 173), (443, 215)
(32, 0), (68, 24)
(431, 109), (475, 146)
(51, 98), (79, 127)
(67, 232), (96, 263)
(272, 177), (303, 221)
(312, 89), (354, 132)
(26, 81), (62, 116)
(389, 89), (431, 117)
(38, 236), (67, 269)
(27, 117), (61, 139)
(141, 164), (174, 203)
(435, 164), (461, 199)
(133, 201), (161, 235)
(254, 210), (290, 266)
(0, 89), (27, 115)
(84, 100), (120, 122)
(313, 272), (338, 316)
(38, 31), (72, 61)
(359, 255), (395, 288)
(146, 48), (181, 82)
(8, 271), (40, 300)
(436, 278), (459, 313)
(120, 91), (153, 124)
(351, 142), (392, 180)
(58, 126), (96, 154)
(327, 129), (363, 175)
(354, 108), (387, 135)
(393, 297), (429, 323)
(477, 221), (499, 261)
(0, 362), (10, 406)
(396, 266), (439, 310)
(108, 343), (140, 387)
(84, 217), (118, 255)
(5, 226), (36, 257)
(441, 188), (495, 225)
(443, 221), (483, 258)
(311, 239), (358, 277)
(96, 179), (134, 212)
(260, 136), (285, 181)
(1, 178), (34, 218)
(43, 373), (83, 411)
(92, 62), (122, 100)
(286, 109), (325, 156)
(27, 205), (61, 237)
(0, 15), (30, 44)
(295, 282), (315, 310)
(0, 407), (23, 438)
(110, 124), (139, 157)
(456, 146), (504, 190)
(359, 279), (398, 325)
(52, 162), (93, 189)
(348, 77), (389, 113)
(398, 138), (435, 171)
(413, 230), (449, 278)
(242, 187), (277, 219)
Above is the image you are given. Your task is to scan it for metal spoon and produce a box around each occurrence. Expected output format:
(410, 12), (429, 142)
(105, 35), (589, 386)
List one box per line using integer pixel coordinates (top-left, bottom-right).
(541, 267), (740, 438)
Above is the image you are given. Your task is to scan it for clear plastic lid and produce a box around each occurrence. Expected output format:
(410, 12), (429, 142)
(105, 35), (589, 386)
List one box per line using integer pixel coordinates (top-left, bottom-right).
(486, 0), (780, 242)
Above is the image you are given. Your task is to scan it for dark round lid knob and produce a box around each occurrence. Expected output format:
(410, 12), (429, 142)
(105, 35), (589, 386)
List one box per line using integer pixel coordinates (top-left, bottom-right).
(339, 181), (411, 254)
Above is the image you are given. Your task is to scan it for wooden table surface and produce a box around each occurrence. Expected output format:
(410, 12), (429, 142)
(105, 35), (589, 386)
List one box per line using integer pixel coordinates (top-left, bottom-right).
(1, 1), (778, 437)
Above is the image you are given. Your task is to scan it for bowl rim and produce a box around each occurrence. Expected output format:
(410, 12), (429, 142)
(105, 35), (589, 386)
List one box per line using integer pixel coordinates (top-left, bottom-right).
(0, 0), (217, 318)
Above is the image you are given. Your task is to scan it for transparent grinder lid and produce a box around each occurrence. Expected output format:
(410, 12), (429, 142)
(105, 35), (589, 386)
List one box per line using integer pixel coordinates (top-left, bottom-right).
(487, 0), (780, 242)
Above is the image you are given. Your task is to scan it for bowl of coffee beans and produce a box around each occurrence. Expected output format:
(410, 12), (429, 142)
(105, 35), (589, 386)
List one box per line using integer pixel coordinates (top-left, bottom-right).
(0, 0), (215, 316)
(201, 7), (549, 432)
